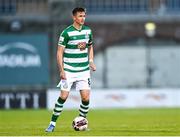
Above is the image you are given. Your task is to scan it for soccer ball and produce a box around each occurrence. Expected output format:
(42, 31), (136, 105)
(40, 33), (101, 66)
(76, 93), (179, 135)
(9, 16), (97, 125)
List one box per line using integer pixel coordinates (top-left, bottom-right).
(72, 116), (88, 131)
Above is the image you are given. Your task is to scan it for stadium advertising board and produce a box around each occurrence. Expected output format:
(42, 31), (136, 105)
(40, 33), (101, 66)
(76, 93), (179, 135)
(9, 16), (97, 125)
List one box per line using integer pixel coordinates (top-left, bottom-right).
(0, 34), (49, 86)
(47, 89), (180, 109)
(0, 90), (46, 109)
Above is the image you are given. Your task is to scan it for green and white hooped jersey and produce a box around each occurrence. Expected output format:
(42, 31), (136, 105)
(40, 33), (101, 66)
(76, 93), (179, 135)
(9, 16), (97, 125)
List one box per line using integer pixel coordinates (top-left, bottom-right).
(58, 25), (93, 73)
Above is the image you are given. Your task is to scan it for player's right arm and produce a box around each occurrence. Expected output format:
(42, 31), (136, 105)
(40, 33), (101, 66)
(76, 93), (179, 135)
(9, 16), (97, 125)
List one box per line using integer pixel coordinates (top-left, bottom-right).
(57, 46), (66, 80)
(57, 30), (68, 80)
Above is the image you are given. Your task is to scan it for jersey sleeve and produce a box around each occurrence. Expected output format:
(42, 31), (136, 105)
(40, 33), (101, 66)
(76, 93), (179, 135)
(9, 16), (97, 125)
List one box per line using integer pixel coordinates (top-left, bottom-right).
(88, 30), (93, 46)
(58, 30), (68, 47)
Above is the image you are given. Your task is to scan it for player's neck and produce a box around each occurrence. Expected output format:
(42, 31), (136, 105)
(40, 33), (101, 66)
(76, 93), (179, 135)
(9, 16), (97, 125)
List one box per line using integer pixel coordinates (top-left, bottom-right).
(73, 22), (82, 30)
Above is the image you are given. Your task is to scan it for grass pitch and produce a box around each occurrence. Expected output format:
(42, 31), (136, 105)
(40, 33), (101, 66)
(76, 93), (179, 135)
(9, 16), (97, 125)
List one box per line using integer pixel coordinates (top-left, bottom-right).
(0, 108), (179, 136)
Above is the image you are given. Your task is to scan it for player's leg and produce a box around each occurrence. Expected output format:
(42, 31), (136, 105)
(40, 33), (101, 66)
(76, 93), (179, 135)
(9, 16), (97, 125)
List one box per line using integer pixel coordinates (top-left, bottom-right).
(76, 77), (91, 118)
(46, 79), (72, 132)
(45, 90), (69, 132)
(50, 90), (69, 125)
(79, 89), (90, 118)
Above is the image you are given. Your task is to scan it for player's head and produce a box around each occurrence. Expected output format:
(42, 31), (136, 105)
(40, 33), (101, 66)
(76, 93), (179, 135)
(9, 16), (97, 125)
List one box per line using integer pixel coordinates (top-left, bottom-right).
(72, 7), (86, 25)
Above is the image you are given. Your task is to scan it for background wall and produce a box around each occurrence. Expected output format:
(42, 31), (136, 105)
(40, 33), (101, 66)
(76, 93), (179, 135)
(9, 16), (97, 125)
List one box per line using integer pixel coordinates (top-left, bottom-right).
(0, 0), (180, 109)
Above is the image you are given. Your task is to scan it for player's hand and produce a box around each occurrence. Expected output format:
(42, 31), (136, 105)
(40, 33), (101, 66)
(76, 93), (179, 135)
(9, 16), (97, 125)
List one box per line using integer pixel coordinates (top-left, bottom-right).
(90, 61), (96, 71)
(60, 71), (66, 80)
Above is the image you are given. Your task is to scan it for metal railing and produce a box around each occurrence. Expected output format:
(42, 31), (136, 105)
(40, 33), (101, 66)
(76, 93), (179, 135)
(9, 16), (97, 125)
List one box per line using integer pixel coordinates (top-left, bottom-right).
(1, 0), (180, 16)
(0, 0), (48, 16)
(83, 0), (180, 14)
(0, 0), (16, 15)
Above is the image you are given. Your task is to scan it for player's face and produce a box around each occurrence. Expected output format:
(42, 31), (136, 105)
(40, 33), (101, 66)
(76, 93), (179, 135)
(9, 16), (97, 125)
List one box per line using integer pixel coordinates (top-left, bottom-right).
(73, 12), (86, 25)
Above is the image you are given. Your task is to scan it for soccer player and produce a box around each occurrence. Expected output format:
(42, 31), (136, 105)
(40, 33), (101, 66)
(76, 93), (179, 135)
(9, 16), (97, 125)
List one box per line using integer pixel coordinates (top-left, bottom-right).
(45, 7), (96, 132)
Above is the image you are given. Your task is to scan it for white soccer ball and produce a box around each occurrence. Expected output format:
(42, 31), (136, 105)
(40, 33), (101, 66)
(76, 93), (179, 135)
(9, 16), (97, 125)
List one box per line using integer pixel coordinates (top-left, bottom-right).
(72, 116), (88, 131)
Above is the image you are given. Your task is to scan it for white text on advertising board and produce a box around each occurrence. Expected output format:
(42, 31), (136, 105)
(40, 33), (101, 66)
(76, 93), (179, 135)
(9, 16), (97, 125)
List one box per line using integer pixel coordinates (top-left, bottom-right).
(0, 42), (41, 67)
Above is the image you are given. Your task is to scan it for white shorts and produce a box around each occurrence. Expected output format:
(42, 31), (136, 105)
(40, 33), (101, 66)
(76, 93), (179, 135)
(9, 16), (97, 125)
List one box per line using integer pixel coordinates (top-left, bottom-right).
(57, 70), (91, 91)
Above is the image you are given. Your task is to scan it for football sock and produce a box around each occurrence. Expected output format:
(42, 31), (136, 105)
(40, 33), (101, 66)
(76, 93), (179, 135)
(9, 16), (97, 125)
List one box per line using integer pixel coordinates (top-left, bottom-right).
(79, 100), (89, 118)
(50, 97), (65, 124)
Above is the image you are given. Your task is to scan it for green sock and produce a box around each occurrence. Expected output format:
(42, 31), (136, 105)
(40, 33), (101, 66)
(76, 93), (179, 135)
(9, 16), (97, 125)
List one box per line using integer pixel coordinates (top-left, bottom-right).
(51, 97), (65, 122)
(79, 100), (89, 118)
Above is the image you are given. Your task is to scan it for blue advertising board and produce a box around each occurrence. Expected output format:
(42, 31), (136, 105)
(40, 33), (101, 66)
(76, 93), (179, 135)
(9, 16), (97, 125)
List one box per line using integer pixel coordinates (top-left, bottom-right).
(0, 34), (49, 87)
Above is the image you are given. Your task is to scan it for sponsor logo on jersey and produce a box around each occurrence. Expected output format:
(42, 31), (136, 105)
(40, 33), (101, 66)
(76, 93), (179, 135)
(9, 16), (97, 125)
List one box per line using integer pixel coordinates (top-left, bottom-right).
(78, 42), (86, 51)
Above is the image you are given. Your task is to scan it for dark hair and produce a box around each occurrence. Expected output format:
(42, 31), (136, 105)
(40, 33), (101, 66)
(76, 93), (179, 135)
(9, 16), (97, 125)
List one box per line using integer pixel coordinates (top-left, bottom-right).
(72, 7), (86, 15)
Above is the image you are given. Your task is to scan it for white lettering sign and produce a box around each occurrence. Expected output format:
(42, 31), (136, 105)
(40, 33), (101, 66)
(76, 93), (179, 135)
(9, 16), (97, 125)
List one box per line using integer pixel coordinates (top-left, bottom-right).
(0, 54), (41, 67)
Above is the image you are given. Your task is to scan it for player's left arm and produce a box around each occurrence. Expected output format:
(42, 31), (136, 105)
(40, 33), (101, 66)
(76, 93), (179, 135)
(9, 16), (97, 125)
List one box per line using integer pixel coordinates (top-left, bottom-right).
(89, 44), (96, 71)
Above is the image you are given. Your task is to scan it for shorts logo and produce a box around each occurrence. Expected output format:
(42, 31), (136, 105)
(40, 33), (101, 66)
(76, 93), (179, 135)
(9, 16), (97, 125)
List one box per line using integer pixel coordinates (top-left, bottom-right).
(61, 80), (68, 89)
(63, 83), (68, 89)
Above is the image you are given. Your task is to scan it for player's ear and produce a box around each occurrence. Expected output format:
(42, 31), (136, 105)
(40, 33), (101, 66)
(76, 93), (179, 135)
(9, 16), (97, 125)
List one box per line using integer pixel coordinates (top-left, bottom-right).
(72, 15), (76, 21)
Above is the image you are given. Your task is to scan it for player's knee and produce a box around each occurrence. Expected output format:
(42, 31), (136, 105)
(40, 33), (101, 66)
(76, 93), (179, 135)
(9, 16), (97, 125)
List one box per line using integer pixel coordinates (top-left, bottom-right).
(60, 91), (69, 100)
(81, 96), (89, 102)
(60, 96), (68, 101)
(60, 94), (68, 100)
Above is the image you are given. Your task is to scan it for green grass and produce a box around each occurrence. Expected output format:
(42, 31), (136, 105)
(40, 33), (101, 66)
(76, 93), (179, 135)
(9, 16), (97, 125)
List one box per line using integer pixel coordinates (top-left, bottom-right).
(0, 108), (180, 136)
